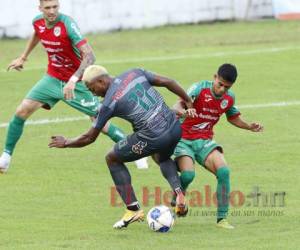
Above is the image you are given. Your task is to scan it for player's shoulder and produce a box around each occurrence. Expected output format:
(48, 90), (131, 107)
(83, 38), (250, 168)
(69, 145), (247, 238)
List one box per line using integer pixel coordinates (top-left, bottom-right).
(56, 13), (76, 25)
(32, 14), (43, 24)
(187, 80), (212, 96)
(226, 89), (236, 101)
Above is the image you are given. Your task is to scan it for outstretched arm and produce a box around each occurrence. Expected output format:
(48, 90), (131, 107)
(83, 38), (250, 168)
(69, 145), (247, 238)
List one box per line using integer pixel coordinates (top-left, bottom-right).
(151, 74), (193, 108)
(7, 31), (40, 71)
(63, 43), (96, 100)
(228, 116), (263, 132)
(49, 127), (101, 148)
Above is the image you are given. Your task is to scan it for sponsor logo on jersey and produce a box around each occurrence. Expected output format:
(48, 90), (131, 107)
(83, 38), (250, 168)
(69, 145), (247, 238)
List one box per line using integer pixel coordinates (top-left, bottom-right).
(221, 99), (229, 109)
(192, 122), (210, 130)
(204, 94), (213, 102)
(38, 26), (46, 33)
(54, 26), (61, 37)
(80, 99), (97, 107)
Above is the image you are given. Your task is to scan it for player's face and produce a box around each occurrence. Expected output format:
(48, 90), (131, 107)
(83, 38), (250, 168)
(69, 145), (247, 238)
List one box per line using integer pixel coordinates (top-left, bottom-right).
(212, 74), (233, 97)
(87, 78), (108, 98)
(39, 0), (60, 24)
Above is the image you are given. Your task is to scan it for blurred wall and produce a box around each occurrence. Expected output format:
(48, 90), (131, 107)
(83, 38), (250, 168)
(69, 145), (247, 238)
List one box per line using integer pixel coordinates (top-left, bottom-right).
(0, 0), (273, 38)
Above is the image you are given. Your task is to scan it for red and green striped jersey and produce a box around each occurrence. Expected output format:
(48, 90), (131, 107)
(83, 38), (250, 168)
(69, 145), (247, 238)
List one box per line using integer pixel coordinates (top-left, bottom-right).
(181, 80), (240, 140)
(32, 13), (87, 82)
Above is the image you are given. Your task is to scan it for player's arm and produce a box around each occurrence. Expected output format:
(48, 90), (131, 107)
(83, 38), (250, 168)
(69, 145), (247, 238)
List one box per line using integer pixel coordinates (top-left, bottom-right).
(49, 105), (113, 148)
(173, 99), (198, 118)
(228, 116), (264, 132)
(150, 74), (193, 109)
(64, 43), (96, 99)
(7, 31), (40, 71)
(49, 127), (100, 148)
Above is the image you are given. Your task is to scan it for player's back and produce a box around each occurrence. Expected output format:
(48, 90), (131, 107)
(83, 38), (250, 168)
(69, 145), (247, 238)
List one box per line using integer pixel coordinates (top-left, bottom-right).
(104, 68), (176, 137)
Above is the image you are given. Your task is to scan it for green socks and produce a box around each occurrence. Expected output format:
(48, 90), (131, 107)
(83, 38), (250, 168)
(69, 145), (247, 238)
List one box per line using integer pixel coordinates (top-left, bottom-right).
(180, 170), (195, 191)
(106, 123), (126, 143)
(216, 167), (230, 220)
(4, 115), (26, 155)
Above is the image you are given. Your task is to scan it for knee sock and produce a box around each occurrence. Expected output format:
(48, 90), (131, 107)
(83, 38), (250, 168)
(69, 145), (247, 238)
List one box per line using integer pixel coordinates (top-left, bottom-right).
(108, 162), (138, 207)
(159, 159), (183, 193)
(180, 170), (195, 191)
(4, 115), (25, 155)
(216, 167), (230, 221)
(106, 123), (126, 143)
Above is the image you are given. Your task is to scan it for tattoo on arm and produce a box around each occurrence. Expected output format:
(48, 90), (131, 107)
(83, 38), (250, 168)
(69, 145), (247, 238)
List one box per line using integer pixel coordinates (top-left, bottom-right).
(73, 43), (96, 78)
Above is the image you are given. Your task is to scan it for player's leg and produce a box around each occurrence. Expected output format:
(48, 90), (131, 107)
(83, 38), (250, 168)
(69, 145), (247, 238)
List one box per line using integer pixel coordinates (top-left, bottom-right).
(65, 81), (148, 169)
(0, 75), (61, 173)
(204, 149), (234, 229)
(153, 121), (188, 216)
(106, 134), (147, 228)
(174, 139), (196, 191)
(169, 140), (196, 207)
(0, 99), (43, 173)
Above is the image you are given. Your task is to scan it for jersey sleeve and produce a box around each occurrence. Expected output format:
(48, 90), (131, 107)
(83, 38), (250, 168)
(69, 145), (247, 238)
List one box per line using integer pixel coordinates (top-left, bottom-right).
(64, 16), (87, 48)
(139, 68), (155, 83)
(93, 105), (114, 130)
(187, 81), (205, 100)
(226, 91), (241, 119)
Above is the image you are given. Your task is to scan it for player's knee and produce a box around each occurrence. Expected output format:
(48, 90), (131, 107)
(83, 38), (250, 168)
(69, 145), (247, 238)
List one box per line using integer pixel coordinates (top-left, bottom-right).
(15, 101), (37, 119)
(181, 171), (195, 184)
(216, 167), (230, 181)
(15, 104), (30, 119)
(105, 151), (121, 166)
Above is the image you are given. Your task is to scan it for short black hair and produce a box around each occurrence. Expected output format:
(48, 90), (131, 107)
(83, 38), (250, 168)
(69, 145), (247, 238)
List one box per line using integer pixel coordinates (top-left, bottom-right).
(217, 63), (238, 83)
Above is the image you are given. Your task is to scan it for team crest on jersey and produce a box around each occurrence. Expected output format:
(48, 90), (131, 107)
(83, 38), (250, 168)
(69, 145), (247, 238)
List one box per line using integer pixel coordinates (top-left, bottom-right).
(220, 99), (229, 109)
(54, 26), (61, 37)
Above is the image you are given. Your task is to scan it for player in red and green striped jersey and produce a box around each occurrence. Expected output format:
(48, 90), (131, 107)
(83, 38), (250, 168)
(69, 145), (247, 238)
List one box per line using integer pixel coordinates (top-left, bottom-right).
(0, 0), (148, 173)
(173, 64), (263, 229)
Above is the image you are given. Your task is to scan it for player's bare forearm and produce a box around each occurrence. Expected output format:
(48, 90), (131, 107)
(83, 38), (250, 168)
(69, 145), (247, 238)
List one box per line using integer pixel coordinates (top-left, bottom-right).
(152, 75), (193, 107)
(7, 32), (39, 71)
(49, 127), (101, 148)
(22, 32), (40, 59)
(228, 116), (263, 132)
(73, 43), (96, 79)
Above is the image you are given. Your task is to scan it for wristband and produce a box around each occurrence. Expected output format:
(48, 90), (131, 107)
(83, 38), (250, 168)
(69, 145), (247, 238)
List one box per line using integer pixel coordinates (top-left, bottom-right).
(70, 75), (79, 83)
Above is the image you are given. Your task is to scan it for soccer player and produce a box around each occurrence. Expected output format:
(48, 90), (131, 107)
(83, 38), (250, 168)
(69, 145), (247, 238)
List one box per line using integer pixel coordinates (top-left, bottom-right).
(49, 65), (194, 228)
(172, 64), (263, 229)
(0, 0), (148, 173)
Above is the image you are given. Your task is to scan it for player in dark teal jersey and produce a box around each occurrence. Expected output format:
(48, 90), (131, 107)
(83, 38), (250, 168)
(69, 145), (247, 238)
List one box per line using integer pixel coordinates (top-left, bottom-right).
(49, 65), (195, 228)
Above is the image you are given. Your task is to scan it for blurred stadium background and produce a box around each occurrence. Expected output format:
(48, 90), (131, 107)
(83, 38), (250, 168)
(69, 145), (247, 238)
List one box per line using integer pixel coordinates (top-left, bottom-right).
(0, 0), (300, 249)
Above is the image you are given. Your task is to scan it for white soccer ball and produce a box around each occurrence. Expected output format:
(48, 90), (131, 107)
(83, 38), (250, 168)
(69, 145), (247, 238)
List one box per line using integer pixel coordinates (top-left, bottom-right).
(147, 205), (175, 232)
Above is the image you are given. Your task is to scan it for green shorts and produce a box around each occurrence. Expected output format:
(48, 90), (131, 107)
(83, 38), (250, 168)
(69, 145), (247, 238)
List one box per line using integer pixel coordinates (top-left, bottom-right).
(174, 138), (223, 166)
(25, 74), (99, 116)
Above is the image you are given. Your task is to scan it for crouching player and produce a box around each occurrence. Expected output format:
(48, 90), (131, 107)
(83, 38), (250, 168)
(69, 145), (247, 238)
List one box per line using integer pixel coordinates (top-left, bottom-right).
(173, 64), (263, 229)
(49, 65), (194, 228)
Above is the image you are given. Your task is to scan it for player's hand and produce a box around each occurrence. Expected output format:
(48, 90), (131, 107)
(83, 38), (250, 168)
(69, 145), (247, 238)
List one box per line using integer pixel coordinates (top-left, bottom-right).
(63, 78), (77, 100)
(7, 56), (26, 71)
(184, 108), (198, 118)
(249, 122), (264, 132)
(49, 136), (67, 148)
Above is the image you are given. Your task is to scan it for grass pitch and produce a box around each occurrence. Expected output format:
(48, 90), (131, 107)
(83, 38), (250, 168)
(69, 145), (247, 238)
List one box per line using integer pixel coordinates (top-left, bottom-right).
(0, 20), (300, 249)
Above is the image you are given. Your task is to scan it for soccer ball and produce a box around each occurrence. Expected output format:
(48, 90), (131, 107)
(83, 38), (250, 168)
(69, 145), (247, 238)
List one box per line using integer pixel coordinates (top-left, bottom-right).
(147, 205), (175, 232)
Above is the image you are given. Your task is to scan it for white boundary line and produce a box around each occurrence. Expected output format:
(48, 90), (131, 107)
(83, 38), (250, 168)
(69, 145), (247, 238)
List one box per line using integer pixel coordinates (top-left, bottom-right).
(0, 101), (299, 129)
(1, 46), (299, 73)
